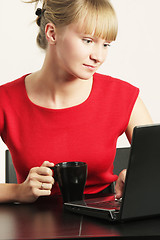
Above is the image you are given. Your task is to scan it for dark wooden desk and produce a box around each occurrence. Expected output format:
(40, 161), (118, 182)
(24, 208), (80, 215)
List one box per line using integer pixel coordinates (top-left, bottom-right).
(1, 195), (160, 240)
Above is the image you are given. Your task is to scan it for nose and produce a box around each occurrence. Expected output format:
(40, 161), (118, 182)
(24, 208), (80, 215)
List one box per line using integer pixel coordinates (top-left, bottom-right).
(90, 45), (105, 63)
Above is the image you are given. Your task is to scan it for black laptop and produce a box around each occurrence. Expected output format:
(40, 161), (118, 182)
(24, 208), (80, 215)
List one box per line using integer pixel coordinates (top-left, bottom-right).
(64, 124), (160, 222)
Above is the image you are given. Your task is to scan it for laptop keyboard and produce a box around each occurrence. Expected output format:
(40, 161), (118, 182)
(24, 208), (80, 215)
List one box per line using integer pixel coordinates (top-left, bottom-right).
(86, 197), (122, 211)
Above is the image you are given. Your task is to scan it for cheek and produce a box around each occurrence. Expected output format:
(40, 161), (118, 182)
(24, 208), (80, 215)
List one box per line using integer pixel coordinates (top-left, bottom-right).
(67, 43), (85, 60)
(102, 51), (108, 62)
(57, 37), (89, 64)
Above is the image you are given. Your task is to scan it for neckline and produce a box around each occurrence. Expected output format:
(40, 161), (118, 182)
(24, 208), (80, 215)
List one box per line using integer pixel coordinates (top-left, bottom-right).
(22, 73), (96, 112)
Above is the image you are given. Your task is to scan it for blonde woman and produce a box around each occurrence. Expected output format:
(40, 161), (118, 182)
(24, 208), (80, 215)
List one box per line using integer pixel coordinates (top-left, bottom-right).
(0, 0), (152, 203)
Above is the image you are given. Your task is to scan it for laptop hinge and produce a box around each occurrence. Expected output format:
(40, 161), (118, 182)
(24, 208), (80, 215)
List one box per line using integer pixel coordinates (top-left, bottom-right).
(109, 210), (120, 221)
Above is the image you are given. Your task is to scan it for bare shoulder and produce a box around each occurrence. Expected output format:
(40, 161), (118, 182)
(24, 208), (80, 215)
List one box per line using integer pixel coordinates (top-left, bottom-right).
(25, 72), (39, 87)
(125, 96), (153, 142)
(25, 71), (40, 95)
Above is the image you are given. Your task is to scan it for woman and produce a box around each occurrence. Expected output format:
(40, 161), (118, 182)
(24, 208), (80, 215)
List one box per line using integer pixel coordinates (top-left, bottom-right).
(0, 0), (152, 203)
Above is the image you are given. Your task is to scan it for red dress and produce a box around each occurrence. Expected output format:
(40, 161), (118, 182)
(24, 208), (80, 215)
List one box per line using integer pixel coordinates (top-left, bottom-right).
(0, 73), (139, 194)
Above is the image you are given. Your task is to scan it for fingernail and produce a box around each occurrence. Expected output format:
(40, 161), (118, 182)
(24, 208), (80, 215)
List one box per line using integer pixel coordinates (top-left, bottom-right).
(48, 162), (54, 165)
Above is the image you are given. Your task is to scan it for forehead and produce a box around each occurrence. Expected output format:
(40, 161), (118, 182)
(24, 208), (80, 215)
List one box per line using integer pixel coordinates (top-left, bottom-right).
(73, 12), (117, 42)
(75, 23), (116, 43)
(59, 19), (114, 44)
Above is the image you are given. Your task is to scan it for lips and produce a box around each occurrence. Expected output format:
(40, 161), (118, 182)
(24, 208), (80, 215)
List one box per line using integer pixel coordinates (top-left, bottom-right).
(83, 64), (97, 69)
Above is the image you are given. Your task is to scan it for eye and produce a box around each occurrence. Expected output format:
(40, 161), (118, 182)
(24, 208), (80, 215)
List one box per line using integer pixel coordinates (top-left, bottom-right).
(82, 38), (93, 44)
(103, 43), (111, 48)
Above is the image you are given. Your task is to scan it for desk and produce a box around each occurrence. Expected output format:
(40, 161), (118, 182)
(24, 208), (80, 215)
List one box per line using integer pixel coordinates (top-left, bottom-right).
(0, 195), (160, 240)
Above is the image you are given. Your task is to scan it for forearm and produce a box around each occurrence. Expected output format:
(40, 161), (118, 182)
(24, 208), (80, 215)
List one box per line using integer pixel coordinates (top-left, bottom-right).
(0, 183), (20, 203)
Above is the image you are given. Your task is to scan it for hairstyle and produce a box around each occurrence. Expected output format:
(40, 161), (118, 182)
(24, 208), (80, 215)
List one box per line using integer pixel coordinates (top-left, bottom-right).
(28, 0), (118, 50)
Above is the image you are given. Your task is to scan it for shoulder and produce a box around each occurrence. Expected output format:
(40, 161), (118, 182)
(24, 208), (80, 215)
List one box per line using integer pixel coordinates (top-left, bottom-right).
(0, 74), (28, 97)
(93, 72), (139, 98)
(94, 72), (138, 89)
(0, 74), (29, 111)
(0, 74), (29, 131)
(0, 74), (27, 90)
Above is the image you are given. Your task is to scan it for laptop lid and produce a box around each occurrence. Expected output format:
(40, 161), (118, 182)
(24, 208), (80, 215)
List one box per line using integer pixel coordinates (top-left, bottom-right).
(65, 124), (160, 222)
(120, 124), (160, 220)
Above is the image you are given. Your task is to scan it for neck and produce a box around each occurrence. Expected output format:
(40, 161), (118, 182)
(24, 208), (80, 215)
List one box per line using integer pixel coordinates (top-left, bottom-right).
(25, 51), (93, 109)
(39, 65), (92, 99)
(40, 49), (87, 92)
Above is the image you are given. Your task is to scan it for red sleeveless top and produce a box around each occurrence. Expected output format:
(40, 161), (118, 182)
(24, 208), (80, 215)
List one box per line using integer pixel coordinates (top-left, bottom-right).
(0, 73), (139, 194)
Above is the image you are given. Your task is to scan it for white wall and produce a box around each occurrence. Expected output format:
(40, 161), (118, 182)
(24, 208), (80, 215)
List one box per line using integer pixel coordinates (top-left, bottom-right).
(0, 0), (160, 182)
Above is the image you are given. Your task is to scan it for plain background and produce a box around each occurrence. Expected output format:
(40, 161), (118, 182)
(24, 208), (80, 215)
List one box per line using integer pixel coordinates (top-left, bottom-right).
(0, 0), (160, 182)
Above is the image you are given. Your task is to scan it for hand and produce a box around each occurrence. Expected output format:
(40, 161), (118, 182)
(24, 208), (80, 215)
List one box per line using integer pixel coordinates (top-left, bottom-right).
(17, 161), (54, 203)
(115, 169), (127, 199)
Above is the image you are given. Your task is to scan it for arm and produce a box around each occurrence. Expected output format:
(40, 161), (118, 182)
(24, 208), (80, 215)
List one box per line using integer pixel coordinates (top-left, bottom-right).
(125, 96), (153, 143)
(115, 96), (153, 198)
(0, 161), (55, 203)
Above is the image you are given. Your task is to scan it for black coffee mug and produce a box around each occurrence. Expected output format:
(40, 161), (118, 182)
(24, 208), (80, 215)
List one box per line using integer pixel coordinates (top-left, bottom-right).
(51, 162), (87, 203)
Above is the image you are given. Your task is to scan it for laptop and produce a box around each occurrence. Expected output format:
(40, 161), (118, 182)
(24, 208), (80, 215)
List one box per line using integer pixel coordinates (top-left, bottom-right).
(64, 124), (160, 222)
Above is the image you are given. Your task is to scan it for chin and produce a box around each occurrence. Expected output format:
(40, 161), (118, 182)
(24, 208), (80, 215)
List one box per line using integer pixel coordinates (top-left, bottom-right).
(73, 71), (95, 81)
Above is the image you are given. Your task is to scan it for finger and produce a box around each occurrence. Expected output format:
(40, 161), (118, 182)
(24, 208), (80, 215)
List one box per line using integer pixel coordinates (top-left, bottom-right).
(41, 161), (54, 168)
(29, 168), (54, 186)
(40, 182), (53, 191)
(115, 180), (123, 199)
(115, 169), (127, 199)
(37, 175), (54, 184)
(120, 169), (127, 183)
(29, 180), (54, 198)
(33, 188), (52, 197)
(37, 166), (53, 176)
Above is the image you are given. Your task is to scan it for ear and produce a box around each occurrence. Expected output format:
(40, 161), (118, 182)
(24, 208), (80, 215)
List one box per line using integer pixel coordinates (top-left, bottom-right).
(45, 23), (56, 45)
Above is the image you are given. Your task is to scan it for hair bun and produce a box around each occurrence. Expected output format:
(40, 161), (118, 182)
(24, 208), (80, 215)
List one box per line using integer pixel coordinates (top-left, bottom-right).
(35, 8), (45, 26)
(35, 8), (42, 17)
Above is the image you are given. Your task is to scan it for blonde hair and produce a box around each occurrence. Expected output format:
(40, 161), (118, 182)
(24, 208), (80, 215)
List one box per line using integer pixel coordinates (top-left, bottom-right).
(28, 0), (118, 50)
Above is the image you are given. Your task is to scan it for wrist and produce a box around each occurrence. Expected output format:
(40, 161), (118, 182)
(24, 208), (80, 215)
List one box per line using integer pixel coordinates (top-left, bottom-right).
(0, 183), (22, 203)
(13, 183), (23, 203)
